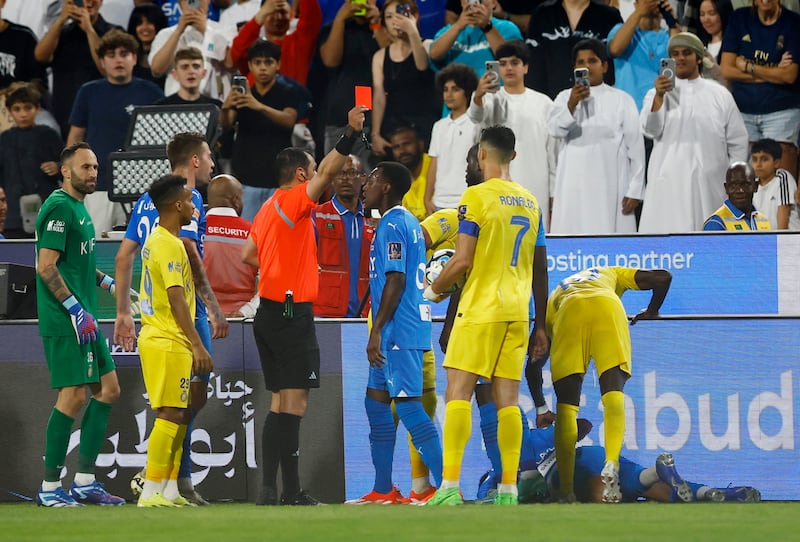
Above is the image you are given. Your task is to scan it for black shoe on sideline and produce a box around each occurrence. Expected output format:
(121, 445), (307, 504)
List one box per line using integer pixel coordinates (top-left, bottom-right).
(281, 489), (323, 506)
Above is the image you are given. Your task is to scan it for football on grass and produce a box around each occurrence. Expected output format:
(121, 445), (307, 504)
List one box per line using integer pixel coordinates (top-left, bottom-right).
(425, 249), (465, 295)
(131, 469), (144, 497)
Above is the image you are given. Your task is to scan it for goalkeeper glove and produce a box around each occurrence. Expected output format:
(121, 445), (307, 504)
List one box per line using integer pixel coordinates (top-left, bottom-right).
(130, 289), (142, 316)
(99, 274), (138, 301)
(98, 273), (116, 295)
(62, 295), (98, 345)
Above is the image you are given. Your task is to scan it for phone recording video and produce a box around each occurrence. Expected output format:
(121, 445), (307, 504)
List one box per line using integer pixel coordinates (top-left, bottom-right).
(660, 58), (676, 86)
(485, 60), (500, 82)
(232, 75), (248, 94)
(352, 0), (367, 17)
(574, 67), (590, 88)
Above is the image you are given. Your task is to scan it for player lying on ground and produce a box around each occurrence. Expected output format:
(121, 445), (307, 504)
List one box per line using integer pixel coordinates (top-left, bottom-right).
(477, 420), (762, 503)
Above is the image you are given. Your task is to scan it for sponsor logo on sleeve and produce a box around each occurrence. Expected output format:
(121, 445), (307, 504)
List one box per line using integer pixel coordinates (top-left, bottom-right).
(388, 242), (402, 260)
(46, 219), (65, 233)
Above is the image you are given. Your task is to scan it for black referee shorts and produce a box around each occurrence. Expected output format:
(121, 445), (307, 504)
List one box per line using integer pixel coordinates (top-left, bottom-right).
(253, 298), (321, 392)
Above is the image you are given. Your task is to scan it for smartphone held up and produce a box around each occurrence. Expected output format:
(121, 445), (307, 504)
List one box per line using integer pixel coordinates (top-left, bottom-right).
(352, 0), (367, 17)
(660, 58), (676, 88)
(232, 75), (248, 94)
(395, 3), (412, 17)
(574, 67), (590, 88)
(485, 60), (500, 81)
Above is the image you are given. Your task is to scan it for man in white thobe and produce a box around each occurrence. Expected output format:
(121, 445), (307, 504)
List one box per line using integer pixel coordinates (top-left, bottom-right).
(548, 39), (645, 235)
(639, 32), (748, 233)
(467, 39), (556, 230)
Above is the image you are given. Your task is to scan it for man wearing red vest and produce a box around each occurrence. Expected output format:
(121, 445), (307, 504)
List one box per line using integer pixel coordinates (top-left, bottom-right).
(203, 174), (259, 317)
(312, 155), (373, 317)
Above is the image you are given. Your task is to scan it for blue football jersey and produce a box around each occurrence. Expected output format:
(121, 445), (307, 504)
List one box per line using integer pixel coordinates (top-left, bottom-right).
(528, 425), (555, 463)
(369, 206), (431, 349)
(125, 187), (207, 317)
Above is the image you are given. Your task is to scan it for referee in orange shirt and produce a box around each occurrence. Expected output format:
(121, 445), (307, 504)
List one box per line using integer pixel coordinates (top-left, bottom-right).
(243, 106), (366, 505)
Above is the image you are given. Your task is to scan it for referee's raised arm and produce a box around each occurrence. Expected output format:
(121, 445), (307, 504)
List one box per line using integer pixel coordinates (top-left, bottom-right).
(306, 106), (368, 202)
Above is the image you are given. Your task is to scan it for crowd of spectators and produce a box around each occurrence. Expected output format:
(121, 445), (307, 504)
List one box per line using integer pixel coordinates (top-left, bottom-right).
(0, 0), (798, 240)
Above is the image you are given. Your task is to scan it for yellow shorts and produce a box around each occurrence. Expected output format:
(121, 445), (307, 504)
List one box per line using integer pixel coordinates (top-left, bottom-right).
(443, 320), (528, 381)
(549, 296), (632, 383)
(139, 336), (192, 409)
(422, 349), (435, 390)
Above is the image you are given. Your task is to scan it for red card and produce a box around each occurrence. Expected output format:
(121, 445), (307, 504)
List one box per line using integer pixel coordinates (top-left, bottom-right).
(355, 86), (372, 110)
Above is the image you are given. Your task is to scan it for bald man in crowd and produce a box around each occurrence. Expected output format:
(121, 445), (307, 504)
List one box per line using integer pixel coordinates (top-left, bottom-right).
(203, 174), (259, 318)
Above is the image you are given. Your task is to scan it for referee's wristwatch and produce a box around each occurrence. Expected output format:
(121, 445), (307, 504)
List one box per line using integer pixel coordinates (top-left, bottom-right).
(481, 21), (493, 33)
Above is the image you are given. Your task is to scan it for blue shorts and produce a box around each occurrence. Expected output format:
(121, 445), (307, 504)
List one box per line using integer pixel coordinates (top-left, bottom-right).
(568, 446), (646, 502)
(191, 318), (212, 383)
(742, 109), (800, 144)
(367, 348), (424, 398)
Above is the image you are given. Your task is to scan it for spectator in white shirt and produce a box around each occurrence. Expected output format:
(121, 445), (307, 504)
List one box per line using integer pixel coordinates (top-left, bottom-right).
(424, 62), (479, 216)
(750, 138), (799, 230)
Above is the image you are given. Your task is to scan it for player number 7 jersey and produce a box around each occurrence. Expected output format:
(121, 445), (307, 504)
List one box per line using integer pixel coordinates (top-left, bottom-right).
(455, 178), (546, 323)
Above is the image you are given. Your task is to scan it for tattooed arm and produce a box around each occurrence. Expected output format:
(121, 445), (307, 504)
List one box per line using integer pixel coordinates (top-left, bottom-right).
(37, 248), (72, 301)
(180, 236), (229, 339)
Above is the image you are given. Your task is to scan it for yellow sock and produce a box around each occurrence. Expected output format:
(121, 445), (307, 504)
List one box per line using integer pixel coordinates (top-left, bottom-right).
(602, 391), (625, 467)
(497, 406), (522, 486)
(422, 388), (437, 420)
(169, 424), (188, 481)
(146, 418), (179, 483)
(442, 400), (471, 483)
(555, 403), (579, 495)
(407, 432), (428, 480)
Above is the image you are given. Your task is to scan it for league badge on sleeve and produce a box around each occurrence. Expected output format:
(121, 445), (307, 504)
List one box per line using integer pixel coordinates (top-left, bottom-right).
(458, 205), (467, 221)
(388, 242), (402, 260)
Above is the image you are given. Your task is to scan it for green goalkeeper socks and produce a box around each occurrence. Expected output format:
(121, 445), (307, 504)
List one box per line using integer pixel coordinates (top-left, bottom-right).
(78, 398), (113, 474)
(44, 408), (75, 482)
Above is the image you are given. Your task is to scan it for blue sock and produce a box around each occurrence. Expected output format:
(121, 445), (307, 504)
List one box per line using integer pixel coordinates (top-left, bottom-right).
(365, 396), (396, 494)
(478, 402), (502, 476)
(687, 481), (704, 501)
(395, 400), (443, 487)
(519, 406), (536, 465)
(178, 415), (194, 479)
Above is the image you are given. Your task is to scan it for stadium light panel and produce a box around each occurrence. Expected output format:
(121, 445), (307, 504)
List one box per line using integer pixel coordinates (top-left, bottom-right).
(108, 150), (172, 204)
(124, 104), (220, 150)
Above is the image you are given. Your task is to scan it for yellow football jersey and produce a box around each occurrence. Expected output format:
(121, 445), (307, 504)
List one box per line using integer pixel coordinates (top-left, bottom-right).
(420, 208), (458, 258)
(402, 153), (431, 221)
(546, 266), (640, 333)
(456, 178), (544, 323)
(140, 226), (195, 348)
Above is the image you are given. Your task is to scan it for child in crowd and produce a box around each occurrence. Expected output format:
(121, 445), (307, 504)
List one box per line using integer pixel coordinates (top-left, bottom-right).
(750, 138), (799, 230)
(157, 47), (222, 107)
(0, 83), (63, 238)
(424, 63), (479, 217)
(221, 39), (299, 221)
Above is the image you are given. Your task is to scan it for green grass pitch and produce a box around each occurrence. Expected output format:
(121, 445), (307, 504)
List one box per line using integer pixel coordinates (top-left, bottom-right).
(3, 502), (797, 542)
